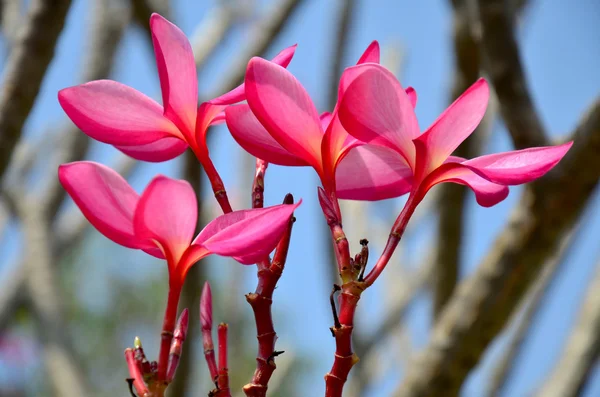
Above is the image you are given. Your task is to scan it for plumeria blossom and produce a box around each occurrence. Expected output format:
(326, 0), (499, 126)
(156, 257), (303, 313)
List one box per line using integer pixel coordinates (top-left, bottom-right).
(225, 41), (418, 205)
(337, 63), (572, 207)
(58, 13), (296, 166)
(57, 161), (300, 291)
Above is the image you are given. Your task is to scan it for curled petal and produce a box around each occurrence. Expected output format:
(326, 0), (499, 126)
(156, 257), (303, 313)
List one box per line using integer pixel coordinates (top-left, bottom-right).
(414, 78), (489, 175)
(357, 40), (380, 64)
(462, 142), (573, 185)
(58, 161), (152, 249)
(425, 163), (509, 207)
(245, 57), (323, 167)
(320, 112), (333, 131)
(134, 176), (197, 264)
(338, 63), (420, 167)
(208, 44), (298, 106)
(336, 145), (413, 201)
(226, 104), (308, 166)
(150, 13), (198, 136)
(116, 137), (188, 162)
(193, 202), (301, 265)
(58, 80), (180, 145)
(406, 87), (417, 108)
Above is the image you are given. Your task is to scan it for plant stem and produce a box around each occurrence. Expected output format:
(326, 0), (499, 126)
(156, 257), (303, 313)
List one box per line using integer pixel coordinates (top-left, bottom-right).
(243, 194), (295, 397)
(156, 285), (182, 384)
(191, 145), (233, 214)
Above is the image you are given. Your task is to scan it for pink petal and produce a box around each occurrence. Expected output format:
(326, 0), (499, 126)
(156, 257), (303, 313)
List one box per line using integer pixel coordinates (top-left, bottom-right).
(245, 57), (323, 167)
(208, 44), (298, 106)
(337, 63), (421, 167)
(58, 161), (153, 250)
(226, 104), (308, 166)
(321, 115), (361, 182)
(58, 80), (180, 145)
(424, 163), (509, 207)
(116, 138), (188, 162)
(195, 102), (227, 146)
(406, 87), (417, 108)
(357, 40), (380, 64)
(336, 145), (413, 201)
(320, 112), (334, 131)
(413, 78), (489, 175)
(462, 142), (573, 185)
(134, 176), (197, 264)
(150, 13), (198, 136)
(193, 202), (301, 265)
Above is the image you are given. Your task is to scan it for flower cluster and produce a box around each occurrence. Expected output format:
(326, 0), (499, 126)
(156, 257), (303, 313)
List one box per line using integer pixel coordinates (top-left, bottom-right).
(57, 12), (571, 397)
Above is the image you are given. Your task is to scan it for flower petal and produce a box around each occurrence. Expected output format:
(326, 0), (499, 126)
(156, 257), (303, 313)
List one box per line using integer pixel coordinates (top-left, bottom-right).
(150, 13), (198, 136)
(245, 57), (323, 167)
(116, 138), (188, 162)
(338, 63), (421, 167)
(413, 78), (489, 175)
(58, 80), (180, 145)
(357, 40), (380, 64)
(336, 145), (413, 201)
(193, 202), (301, 265)
(320, 112), (333, 131)
(208, 44), (298, 106)
(195, 102), (227, 146)
(424, 163), (509, 207)
(462, 142), (573, 185)
(58, 161), (152, 250)
(226, 104), (308, 166)
(406, 86), (417, 108)
(134, 176), (197, 264)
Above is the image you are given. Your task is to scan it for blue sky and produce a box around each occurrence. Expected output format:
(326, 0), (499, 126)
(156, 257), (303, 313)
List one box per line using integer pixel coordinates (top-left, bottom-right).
(2, 0), (600, 395)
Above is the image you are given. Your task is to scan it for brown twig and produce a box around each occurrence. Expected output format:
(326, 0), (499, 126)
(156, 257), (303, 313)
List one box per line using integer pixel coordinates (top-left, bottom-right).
(475, 0), (547, 149)
(0, 0), (72, 181)
(486, 228), (578, 397)
(534, 261), (600, 397)
(394, 98), (600, 397)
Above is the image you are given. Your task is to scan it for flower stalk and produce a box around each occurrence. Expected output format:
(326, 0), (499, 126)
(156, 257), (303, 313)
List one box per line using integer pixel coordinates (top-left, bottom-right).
(243, 194), (296, 397)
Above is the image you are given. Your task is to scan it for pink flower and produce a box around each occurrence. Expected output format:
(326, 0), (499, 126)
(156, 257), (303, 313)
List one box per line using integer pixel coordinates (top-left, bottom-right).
(57, 13), (296, 165)
(57, 161), (300, 290)
(337, 64), (572, 207)
(225, 41), (417, 203)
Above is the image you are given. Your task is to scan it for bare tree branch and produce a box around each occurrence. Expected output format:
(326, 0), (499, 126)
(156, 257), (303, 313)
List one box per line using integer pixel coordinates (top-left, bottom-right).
(206, 0), (304, 99)
(433, 0), (486, 319)
(534, 260), (600, 397)
(0, 0), (72, 182)
(15, 194), (89, 397)
(475, 0), (547, 149)
(0, 0), (21, 47)
(486, 227), (577, 397)
(394, 98), (600, 397)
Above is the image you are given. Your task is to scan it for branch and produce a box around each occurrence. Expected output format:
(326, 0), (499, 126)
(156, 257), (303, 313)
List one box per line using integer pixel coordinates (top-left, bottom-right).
(206, 0), (304, 98)
(43, 0), (130, 219)
(0, 0), (21, 47)
(485, 227), (577, 397)
(15, 195), (89, 397)
(433, 0), (486, 318)
(475, 0), (547, 149)
(0, 0), (72, 181)
(534, 261), (600, 397)
(394, 98), (600, 397)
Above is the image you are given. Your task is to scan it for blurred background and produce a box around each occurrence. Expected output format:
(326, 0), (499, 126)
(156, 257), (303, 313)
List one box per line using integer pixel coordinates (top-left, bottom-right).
(0, 0), (599, 396)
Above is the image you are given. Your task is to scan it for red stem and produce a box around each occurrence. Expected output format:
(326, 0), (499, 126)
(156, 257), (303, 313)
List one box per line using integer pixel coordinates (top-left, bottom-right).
(125, 348), (150, 397)
(202, 321), (219, 382)
(252, 158), (268, 209)
(363, 192), (421, 286)
(190, 145), (233, 214)
(156, 285), (182, 383)
(215, 323), (230, 396)
(243, 194), (295, 397)
(323, 192), (422, 396)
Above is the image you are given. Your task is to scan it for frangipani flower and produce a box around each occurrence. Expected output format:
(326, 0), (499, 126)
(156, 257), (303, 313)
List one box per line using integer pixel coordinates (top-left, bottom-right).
(225, 41), (417, 204)
(337, 63), (572, 207)
(57, 161), (300, 292)
(58, 13), (296, 166)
